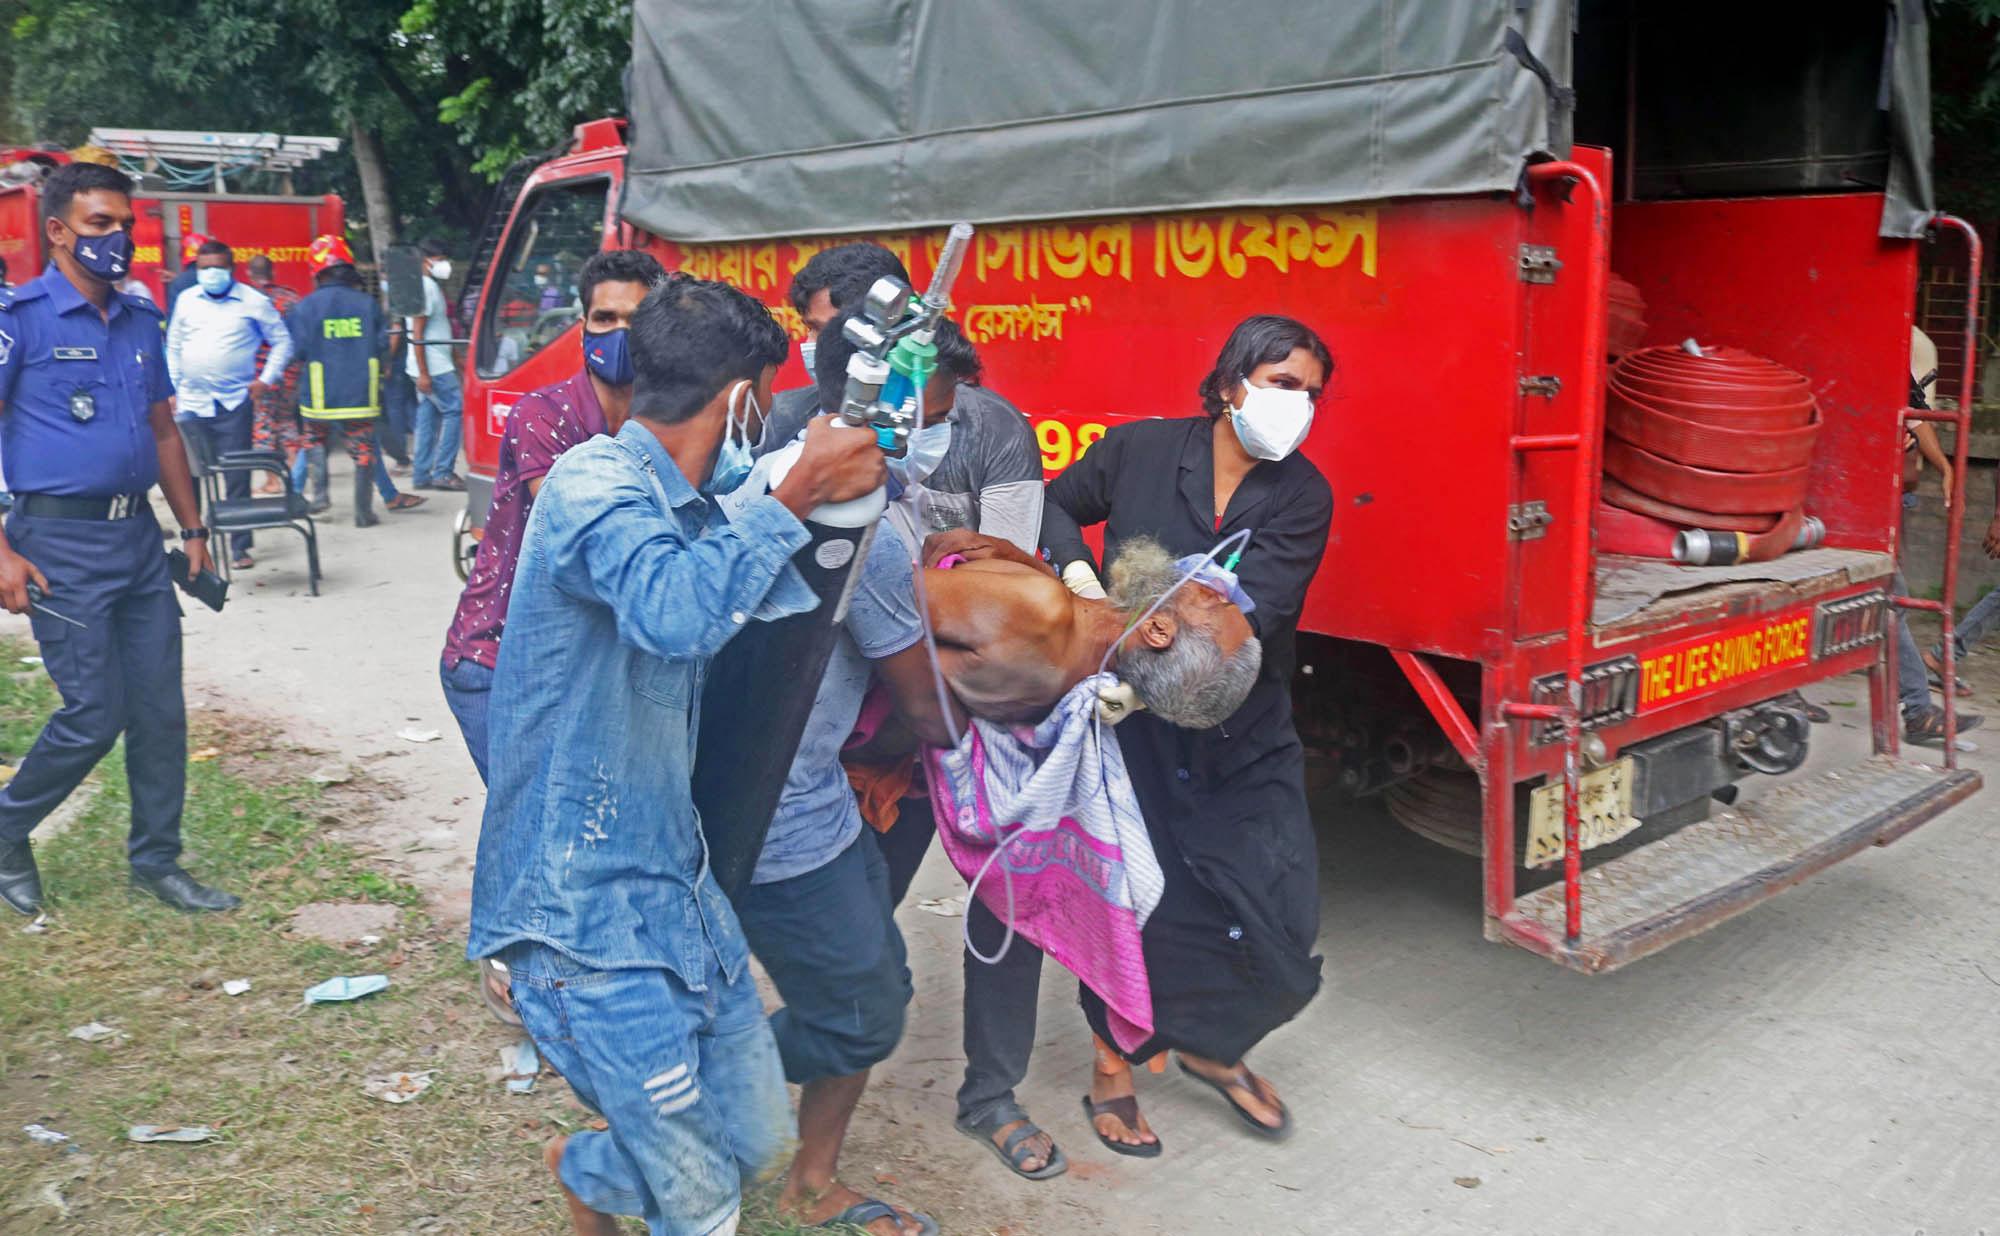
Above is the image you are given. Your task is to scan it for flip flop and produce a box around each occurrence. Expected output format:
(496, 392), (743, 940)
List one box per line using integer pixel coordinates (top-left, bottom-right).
(816, 1198), (938, 1236)
(1176, 1058), (1293, 1140)
(1081, 1093), (1162, 1158)
(1926, 666), (1974, 698)
(956, 1113), (1068, 1180)
(386, 493), (427, 511)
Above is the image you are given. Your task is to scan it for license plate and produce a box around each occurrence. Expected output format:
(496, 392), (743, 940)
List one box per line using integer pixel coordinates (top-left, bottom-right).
(1525, 757), (1638, 869)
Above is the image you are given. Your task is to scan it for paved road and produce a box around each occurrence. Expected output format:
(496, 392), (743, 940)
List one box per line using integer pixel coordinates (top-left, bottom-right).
(6, 465), (1995, 1235)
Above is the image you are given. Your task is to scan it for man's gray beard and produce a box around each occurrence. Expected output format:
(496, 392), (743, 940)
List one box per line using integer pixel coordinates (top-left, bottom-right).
(1119, 627), (1262, 731)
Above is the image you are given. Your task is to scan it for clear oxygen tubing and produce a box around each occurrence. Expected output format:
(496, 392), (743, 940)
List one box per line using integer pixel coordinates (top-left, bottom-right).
(908, 488), (1254, 965)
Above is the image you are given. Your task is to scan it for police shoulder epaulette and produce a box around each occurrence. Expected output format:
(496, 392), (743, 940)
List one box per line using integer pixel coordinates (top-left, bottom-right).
(0, 286), (16, 313)
(121, 291), (165, 317)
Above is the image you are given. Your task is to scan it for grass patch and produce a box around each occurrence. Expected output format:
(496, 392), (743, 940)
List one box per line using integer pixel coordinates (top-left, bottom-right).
(0, 642), (843, 1235)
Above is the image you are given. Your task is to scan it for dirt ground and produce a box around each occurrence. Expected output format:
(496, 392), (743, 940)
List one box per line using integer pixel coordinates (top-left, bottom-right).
(5, 468), (1999, 1235)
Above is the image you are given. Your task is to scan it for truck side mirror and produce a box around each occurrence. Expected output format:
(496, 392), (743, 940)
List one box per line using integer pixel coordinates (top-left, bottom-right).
(381, 244), (427, 317)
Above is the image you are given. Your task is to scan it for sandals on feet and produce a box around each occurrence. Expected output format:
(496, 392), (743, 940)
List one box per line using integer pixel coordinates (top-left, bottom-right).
(1905, 704), (1984, 745)
(1081, 1093), (1162, 1158)
(957, 1112), (1068, 1180)
(816, 1198), (938, 1235)
(386, 493), (427, 511)
(1176, 1058), (1293, 1140)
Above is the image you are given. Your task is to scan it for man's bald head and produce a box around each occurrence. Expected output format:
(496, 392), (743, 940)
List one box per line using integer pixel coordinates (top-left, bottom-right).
(1107, 539), (1261, 730)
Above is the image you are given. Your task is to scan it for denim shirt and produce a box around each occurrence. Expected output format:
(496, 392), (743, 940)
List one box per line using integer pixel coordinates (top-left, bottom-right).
(466, 419), (818, 984)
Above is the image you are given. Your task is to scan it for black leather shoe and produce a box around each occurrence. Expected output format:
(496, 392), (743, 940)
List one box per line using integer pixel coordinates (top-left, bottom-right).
(131, 867), (241, 913)
(0, 842), (42, 916)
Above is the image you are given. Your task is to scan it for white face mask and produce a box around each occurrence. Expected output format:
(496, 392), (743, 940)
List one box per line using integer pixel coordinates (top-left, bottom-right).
(429, 259), (453, 283)
(799, 339), (818, 380)
(888, 419), (951, 488)
(1228, 378), (1314, 461)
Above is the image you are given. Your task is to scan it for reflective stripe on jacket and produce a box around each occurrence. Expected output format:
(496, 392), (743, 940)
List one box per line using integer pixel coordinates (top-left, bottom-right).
(285, 283), (385, 420)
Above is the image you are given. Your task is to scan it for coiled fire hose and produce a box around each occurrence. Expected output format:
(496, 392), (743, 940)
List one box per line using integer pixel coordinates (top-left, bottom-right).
(1596, 343), (1827, 566)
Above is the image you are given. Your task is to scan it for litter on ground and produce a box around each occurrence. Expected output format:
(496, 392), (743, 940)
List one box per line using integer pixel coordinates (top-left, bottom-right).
(128, 1124), (219, 1144)
(500, 1039), (540, 1093)
(915, 896), (965, 918)
(66, 1021), (120, 1043)
(23, 1124), (70, 1146)
(397, 727), (442, 744)
(302, 974), (390, 1005)
(364, 1070), (436, 1103)
(221, 979), (252, 997)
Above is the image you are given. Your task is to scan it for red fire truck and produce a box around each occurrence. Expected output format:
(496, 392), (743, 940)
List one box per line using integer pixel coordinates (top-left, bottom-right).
(0, 141), (343, 305)
(453, 1), (1982, 973)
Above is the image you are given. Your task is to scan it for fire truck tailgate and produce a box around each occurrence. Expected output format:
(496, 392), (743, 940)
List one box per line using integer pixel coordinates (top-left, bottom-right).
(1498, 756), (1981, 973)
(1592, 548), (1894, 631)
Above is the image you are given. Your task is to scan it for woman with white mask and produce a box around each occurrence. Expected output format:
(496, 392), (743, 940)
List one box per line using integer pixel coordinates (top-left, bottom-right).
(1040, 314), (1334, 1159)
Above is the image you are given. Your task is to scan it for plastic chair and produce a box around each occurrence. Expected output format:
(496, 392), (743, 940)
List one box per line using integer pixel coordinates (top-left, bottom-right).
(179, 428), (321, 596)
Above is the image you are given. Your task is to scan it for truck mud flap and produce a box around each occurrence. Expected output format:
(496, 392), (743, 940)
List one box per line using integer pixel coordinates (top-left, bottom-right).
(1492, 757), (1981, 974)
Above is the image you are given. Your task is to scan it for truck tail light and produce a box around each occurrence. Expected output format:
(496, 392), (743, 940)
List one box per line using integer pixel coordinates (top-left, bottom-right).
(1529, 655), (1640, 745)
(1812, 589), (1887, 659)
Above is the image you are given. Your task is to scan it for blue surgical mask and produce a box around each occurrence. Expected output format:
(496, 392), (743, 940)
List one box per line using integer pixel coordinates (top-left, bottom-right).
(196, 267), (234, 297)
(67, 226), (134, 282)
(706, 382), (764, 495)
(582, 327), (633, 386)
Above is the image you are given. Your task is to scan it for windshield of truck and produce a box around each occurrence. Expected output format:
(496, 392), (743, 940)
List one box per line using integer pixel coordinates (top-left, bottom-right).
(476, 176), (608, 379)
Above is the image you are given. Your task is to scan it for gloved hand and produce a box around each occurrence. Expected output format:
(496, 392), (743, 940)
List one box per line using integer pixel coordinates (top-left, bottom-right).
(1096, 680), (1146, 725)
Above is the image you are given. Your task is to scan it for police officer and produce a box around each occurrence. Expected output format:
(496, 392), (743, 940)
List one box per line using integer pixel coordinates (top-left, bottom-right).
(0, 161), (238, 915)
(287, 234), (392, 527)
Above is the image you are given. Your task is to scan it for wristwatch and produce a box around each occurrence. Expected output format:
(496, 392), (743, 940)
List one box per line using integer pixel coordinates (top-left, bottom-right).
(180, 526), (210, 541)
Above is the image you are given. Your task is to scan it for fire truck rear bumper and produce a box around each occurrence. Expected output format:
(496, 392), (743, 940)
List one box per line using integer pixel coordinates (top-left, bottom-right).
(1491, 757), (1981, 974)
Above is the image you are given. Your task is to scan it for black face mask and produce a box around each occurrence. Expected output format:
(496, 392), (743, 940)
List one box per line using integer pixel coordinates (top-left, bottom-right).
(63, 224), (134, 281)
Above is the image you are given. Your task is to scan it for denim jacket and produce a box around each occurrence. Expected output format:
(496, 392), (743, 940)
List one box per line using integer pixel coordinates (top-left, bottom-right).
(466, 420), (817, 984)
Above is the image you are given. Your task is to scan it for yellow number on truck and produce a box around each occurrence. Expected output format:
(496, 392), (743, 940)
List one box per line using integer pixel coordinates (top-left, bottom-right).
(1034, 419), (1108, 474)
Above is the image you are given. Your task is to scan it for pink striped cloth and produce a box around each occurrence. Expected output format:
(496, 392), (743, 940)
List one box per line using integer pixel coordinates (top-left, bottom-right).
(923, 673), (1163, 1052)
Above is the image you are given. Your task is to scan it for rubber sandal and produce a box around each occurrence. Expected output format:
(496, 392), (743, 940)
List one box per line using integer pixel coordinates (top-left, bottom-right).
(432, 475), (467, 492)
(232, 555), (255, 570)
(1925, 665), (1974, 698)
(1175, 1058), (1292, 1140)
(386, 493), (427, 511)
(1081, 1093), (1162, 1158)
(817, 1198), (938, 1235)
(956, 1113), (1068, 1180)
(1905, 705), (1984, 746)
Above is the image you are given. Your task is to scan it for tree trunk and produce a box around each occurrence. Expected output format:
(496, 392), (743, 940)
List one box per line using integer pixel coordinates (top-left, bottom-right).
(348, 118), (398, 264)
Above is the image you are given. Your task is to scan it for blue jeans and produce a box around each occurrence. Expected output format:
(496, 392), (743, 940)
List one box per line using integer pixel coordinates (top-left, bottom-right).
(290, 447), (399, 503)
(1936, 585), (2000, 661)
(439, 657), (494, 784)
(412, 370), (463, 485)
(0, 509), (187, 873)
(503, 941), (790, 1236)
(1891, 569), (1929, 714)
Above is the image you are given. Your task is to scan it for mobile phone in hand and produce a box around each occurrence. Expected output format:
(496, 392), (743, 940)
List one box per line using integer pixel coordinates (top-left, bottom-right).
(167, 549), (229, 612)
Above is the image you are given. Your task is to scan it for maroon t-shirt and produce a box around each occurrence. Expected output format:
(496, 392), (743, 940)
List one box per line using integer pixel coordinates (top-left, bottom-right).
(441, 369), (607, 670)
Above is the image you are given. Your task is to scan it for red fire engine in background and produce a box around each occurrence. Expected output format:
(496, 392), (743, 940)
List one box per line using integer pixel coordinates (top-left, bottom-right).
(448, 6), (1983, 975)
(0, 136), (343, 304)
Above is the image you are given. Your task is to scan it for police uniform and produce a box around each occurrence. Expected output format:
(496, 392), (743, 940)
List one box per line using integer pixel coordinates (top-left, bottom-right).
(0, 264), (192, 879)
(286, 277), (386, 525)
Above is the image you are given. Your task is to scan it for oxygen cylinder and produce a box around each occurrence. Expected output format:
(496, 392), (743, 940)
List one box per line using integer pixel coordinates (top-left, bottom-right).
(690, 435), (883, 895)
(691, 222), (976, 895)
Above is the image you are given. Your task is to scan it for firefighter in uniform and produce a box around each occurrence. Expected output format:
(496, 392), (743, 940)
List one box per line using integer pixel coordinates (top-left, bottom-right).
(286, 235), (389, 527)
(0, 162), (238, 915)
